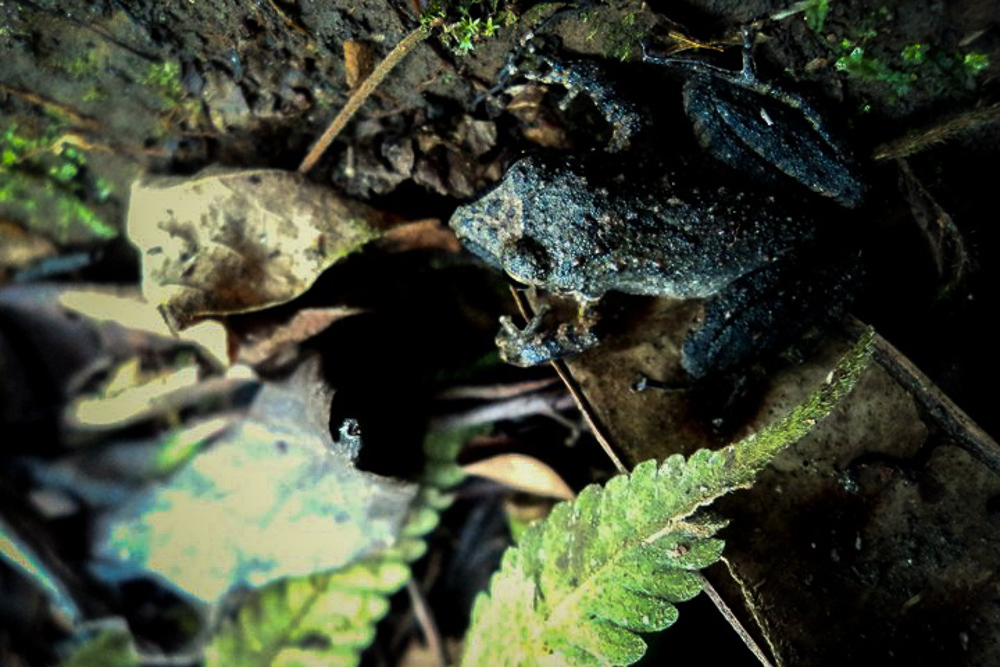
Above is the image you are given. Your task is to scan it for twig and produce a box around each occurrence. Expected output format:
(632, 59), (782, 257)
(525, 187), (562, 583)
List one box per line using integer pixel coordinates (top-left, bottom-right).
(406, 578), (446, 667)
(843, 316), (1000, 475)
(0, 84), (99, 129)
(265, 0), (311, 36)
(699, 573), (775, 667)
(432, 393), (577, 430)
(437, 377), (560, 401)
(873, 104), (1000, 161)
(509, 288), (628, 474)
(297, 18), (443, 174)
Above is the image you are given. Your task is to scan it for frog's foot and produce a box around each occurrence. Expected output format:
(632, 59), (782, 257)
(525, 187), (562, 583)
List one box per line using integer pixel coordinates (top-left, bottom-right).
(496, 310), (600, 367)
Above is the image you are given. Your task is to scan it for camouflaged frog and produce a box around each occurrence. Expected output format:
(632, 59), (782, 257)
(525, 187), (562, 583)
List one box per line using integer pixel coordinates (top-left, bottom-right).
(450, 38), (865, 378)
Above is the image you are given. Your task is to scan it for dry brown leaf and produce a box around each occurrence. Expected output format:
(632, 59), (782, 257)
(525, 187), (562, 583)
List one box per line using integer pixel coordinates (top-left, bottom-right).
(343, 39), (375, 90)
(376, 218), (461, 253)
(463, 454), (575, 500)
(128, 168), (392, 327)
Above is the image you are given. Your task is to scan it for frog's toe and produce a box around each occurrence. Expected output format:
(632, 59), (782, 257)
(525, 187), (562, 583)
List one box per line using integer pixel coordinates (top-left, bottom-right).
(495, 314), (599, 367)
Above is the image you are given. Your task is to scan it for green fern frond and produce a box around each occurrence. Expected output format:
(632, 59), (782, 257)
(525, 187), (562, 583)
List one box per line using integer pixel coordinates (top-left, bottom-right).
(205, 427), (470, 667)
(462, 330), (874, 666)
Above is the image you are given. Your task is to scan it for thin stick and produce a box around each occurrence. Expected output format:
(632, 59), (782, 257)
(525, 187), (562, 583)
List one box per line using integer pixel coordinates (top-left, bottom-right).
(406, 578), (446, 667)
(297, 18), (442, 174)
(509, 288), (628, 474)
(699, 573), (775, 667)
(550, 358), (627, 473)
(0, 84), (99, 128)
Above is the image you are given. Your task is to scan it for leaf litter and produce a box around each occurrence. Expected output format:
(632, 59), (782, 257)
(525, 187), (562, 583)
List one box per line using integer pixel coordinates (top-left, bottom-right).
(128, 168), (393, 328)
(2, 3), (1000, 666)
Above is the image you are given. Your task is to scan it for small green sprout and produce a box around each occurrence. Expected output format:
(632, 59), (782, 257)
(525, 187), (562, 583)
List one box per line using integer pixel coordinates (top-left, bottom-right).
(963, 52), (989, 74)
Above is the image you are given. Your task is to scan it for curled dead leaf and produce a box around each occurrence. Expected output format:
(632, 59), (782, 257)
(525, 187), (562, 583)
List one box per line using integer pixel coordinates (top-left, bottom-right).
(128, 168), (393, 327)
(463, 454), (575, 501)
(376, 218), (462, 254)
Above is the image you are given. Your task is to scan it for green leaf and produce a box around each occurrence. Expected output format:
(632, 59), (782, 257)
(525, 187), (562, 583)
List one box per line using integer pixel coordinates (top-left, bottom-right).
(205, 426), (475, 667)
(58, 619), (139, 667)
(204, 558), (409, 667)
(462, 330), (874, 666)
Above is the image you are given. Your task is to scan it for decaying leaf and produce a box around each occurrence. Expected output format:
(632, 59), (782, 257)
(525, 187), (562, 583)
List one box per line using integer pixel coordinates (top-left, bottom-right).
(57, 289), (229, 367)
(375, 218), (463, 254)
(0, 284), (228, 437)
(897, 159), (968, 291)
(127, 168), (393, 327)
(67, 358), (200, 429)
(89, 355), (418, 603)
(204, 426), (468, 667)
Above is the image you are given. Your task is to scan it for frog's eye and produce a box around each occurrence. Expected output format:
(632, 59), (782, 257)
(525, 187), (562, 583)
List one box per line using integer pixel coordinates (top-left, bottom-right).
(502, 237), (551, 285)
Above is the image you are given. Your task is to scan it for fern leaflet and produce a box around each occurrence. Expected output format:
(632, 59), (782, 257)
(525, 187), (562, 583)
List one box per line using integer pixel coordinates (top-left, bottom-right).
(204, 428), (468, 667)
(462, 330), (874, 666)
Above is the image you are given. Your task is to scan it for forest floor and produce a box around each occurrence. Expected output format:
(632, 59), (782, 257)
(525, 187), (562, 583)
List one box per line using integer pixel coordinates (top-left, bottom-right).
(2, 1), (1000, 665)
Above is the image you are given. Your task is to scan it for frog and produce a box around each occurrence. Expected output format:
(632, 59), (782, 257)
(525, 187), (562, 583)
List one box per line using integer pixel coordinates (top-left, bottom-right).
(449, 35), (864, 378)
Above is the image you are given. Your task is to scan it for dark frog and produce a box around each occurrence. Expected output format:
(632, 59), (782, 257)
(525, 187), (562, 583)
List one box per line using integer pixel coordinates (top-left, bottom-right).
(450, 39), (866, 378)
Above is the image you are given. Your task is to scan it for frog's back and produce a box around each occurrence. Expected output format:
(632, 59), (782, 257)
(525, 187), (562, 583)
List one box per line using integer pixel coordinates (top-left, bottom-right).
(457, 156), (814, 301)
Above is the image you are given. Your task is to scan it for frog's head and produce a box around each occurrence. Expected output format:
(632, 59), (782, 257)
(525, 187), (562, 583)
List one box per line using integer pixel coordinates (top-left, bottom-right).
(449, 168), (554, 289)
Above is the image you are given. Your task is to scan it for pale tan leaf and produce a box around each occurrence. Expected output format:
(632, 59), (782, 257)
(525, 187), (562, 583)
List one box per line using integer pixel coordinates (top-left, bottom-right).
(463, 454), (575, 500)
(58, 287), (172, 336)
(127, 168), (390, 327)
(57, 288), (229, 367)
(67, 360), (201, 428)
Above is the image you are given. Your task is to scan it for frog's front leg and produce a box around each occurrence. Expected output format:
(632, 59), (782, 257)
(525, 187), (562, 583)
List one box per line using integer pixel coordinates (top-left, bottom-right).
(518, 51), (644, 153)
(496, 301), (601, 367)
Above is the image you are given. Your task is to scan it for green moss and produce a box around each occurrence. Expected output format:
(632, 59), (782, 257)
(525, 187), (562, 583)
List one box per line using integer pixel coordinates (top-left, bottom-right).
(143, 60), (185, 104)
(834, 42), (916, 98)
(803, 0), (830, 32)
(60, 48), (108, 78)
(834, 39), (989, 101)
(789, 6), (992, 104)
(52, 46), (111, 103)
(423, 0), (515, 54)
(776, 0), (830, 32)
(579, 3), (652, 62)
(963, 52), (990, 74)
(139, 60), (204, 133)
(0, 121), (117, 244)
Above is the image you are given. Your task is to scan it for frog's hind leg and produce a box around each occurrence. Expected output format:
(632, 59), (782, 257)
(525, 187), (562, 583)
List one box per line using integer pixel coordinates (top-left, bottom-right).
(681, 253), (861, 379)
(644, 27), (867, 208)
